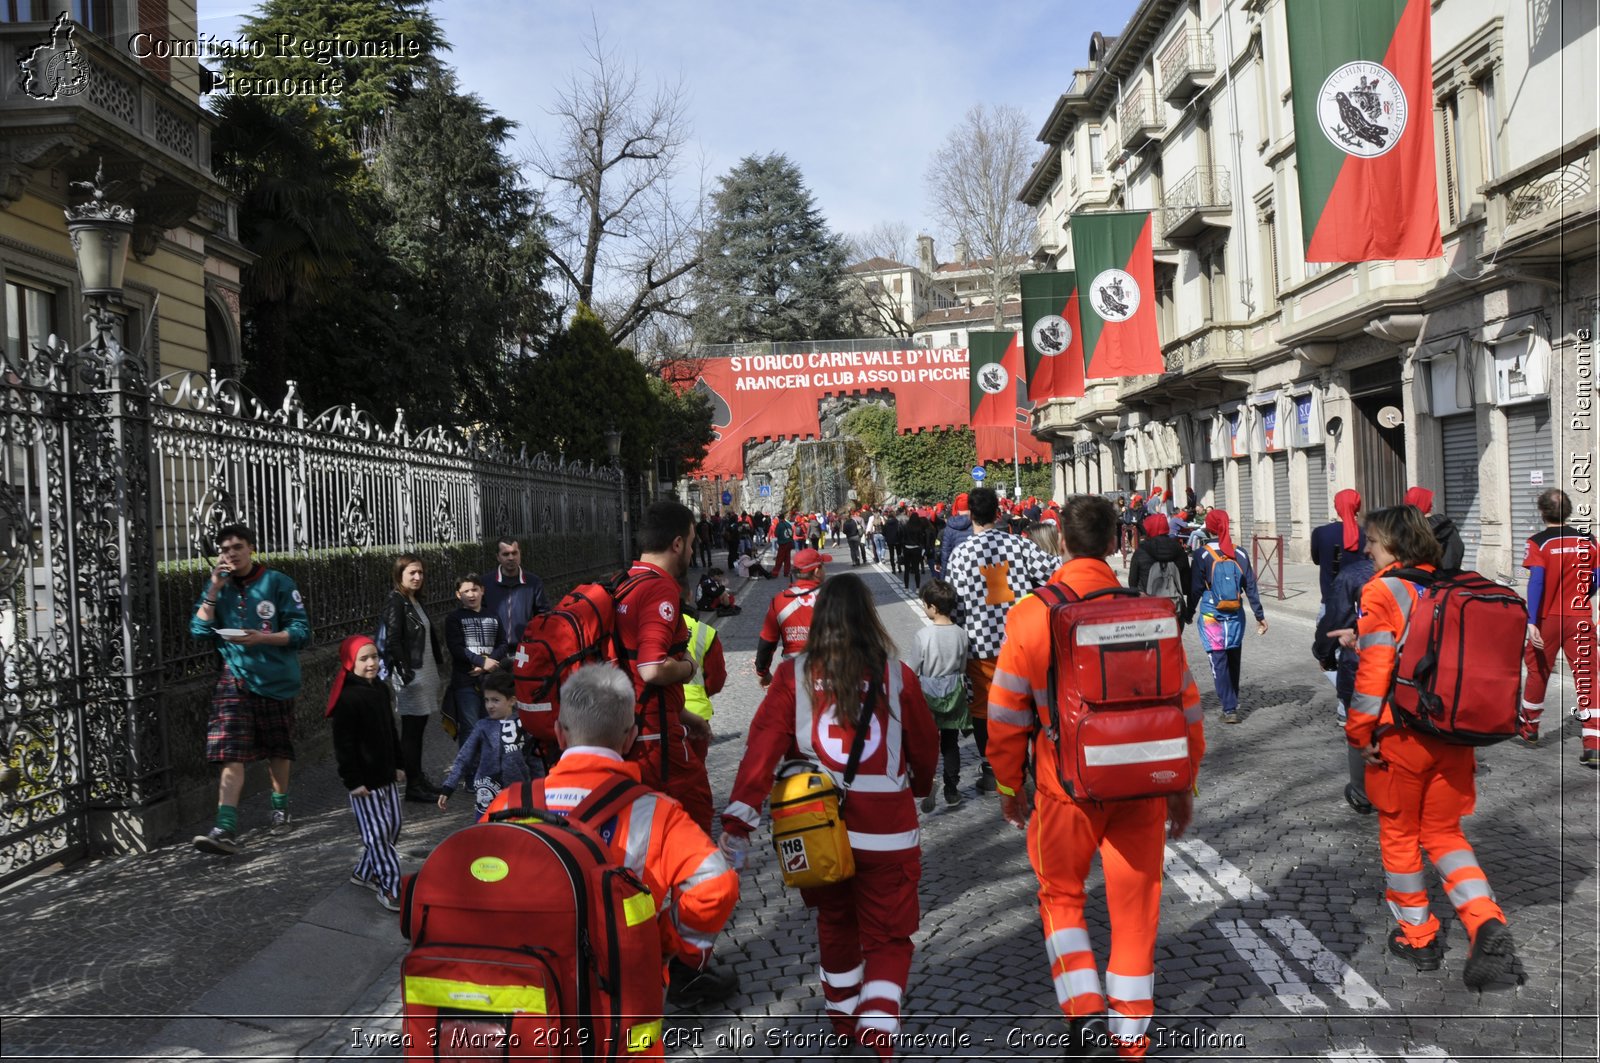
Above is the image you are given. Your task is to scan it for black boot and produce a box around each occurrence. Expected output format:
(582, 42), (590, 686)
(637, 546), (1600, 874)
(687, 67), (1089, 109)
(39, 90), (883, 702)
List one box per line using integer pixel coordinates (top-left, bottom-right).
(1063, 1016), (1116, 1058)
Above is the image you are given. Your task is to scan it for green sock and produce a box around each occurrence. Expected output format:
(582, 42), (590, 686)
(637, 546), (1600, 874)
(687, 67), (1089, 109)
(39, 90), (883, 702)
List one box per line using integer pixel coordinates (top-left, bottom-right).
(270, 791), (288, 812)
(216, 805), (238, 832)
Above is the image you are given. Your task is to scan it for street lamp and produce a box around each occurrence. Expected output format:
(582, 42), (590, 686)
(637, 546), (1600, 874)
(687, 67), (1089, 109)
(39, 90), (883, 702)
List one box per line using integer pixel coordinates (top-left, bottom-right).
(606, 422), (628, 567)
(604, 424), (622, 465)
(64, 160), (135, 346)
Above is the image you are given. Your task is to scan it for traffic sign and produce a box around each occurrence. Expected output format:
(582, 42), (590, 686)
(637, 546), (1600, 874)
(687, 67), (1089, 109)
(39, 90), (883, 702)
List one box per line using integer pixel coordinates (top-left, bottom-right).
(721, 491), (733, 505)
(971, 466), (986, 482)
(758, 484), (772, 498)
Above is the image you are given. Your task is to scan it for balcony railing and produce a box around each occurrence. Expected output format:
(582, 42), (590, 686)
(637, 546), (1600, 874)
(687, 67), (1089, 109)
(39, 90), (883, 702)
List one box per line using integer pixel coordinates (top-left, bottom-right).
(1162, 324), (1250, 374)
(1119, 85), (1163, 150)
(1161, 165), (1232, 243)
(1159, 31), (1216, 102)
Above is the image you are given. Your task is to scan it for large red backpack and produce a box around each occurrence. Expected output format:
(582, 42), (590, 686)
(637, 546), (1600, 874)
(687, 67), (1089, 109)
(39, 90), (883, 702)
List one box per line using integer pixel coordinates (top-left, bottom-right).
(399, 779), (664, 1061)
(1037, 584), (1193, 801)
(1382, 568), (1526, 745)
(512, 574), (643, 743)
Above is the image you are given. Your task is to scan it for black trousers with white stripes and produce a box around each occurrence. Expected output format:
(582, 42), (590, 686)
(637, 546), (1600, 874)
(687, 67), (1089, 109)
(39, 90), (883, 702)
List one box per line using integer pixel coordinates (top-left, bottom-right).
(349, 782), (403, 895)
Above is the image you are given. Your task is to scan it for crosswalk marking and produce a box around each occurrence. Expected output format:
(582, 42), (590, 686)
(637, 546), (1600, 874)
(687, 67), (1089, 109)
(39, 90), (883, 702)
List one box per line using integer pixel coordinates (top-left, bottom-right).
(1174, 838), (1270, 901)
(1215, 918), (1327, 1012)
(1262, 916), (1389, 1010)
(1164, 845), (1223, 903)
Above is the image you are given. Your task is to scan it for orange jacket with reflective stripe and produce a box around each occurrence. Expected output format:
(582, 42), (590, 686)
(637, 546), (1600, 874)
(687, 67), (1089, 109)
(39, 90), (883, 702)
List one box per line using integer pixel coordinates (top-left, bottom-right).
(482, 751), (738, 966)
(1346, 562), (1435, 751)
(987, 556), (1206, 803)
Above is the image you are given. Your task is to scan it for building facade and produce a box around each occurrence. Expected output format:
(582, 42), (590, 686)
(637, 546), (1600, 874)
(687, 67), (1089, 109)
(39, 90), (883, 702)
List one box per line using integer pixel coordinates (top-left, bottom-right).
(1, 0), (249, 380)
(1021, 0), (1596, 583)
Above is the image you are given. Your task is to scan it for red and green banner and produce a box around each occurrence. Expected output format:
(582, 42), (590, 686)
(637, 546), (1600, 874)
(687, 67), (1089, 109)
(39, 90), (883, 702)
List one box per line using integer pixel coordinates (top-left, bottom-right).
(968, 330), (1024, 429)
(1286, 0), (1442, 262)
(1020, 270), (1086, 401)
(1069, 211), (1165, 378)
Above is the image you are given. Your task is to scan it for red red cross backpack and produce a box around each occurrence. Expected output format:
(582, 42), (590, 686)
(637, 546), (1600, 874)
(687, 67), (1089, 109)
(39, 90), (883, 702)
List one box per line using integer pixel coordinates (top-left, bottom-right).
(1036, 584), (1193, 801)
(1381, 568), (1527, 745)
(398, 778), (664, 1060)
(512, 574), (644, 744)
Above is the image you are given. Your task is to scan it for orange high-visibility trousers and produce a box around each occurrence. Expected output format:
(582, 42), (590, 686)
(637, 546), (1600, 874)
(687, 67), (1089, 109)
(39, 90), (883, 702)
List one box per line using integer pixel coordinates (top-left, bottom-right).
(1367, 731), (1505, 948)
(1029, 791), (1164, 1059)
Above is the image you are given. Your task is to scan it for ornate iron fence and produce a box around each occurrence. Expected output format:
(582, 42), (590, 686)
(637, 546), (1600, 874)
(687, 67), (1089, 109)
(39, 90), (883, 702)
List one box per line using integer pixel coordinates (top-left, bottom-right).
(1, 361), (625, 885)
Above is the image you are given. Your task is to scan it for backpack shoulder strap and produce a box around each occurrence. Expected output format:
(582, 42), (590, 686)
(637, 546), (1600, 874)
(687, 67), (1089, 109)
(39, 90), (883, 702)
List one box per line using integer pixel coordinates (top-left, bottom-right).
(1033, 582), (1080, 608)
(568, 776), (653, 829)
(485, 778), (546, 822)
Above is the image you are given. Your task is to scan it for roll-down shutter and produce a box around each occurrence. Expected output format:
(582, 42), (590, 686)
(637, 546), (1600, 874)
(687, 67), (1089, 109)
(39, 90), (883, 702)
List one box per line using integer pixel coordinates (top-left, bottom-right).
(1270, 452), (1290, 536)
(1305, 447), (1329, 524)
(1439, 414), (1481, 572)
(1506, 404), (1554, 585)
(1236, 457), (1255, 542)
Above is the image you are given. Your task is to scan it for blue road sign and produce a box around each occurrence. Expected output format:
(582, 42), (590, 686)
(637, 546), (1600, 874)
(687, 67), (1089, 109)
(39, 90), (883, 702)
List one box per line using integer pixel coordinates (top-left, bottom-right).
(971, 466), (987, 482)
(721, 491), (733, 505)
(758, 484), (772, 498)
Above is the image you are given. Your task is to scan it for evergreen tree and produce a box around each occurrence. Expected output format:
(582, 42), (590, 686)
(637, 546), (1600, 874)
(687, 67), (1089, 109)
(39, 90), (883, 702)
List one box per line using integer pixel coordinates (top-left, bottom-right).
(692, 154), (852, 343)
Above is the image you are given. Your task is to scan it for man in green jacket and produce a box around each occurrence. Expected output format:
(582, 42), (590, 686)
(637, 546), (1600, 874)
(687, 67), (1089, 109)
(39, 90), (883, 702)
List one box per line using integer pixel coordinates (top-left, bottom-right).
(189, 523), (312, 854)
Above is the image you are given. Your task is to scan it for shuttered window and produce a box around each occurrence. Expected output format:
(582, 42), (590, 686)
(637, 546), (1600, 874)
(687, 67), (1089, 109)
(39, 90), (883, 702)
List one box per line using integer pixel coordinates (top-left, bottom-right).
(1305, 447), (1329, 525)
(1270, 452), (1290, 536)
(1236, 457), (1255, 541)
(1439, 414), (1481, 572)
(1506, 404), (1554, 585)
(1209, 460), (1224, 508)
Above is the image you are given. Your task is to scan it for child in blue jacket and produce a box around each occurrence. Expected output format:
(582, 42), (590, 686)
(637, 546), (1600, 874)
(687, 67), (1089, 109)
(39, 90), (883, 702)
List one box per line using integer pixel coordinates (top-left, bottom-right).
(437, 671), (533, 816)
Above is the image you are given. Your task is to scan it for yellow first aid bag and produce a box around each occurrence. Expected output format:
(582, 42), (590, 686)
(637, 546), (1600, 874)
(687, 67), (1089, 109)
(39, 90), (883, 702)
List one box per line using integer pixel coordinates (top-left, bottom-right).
(768, 761), (854, 890)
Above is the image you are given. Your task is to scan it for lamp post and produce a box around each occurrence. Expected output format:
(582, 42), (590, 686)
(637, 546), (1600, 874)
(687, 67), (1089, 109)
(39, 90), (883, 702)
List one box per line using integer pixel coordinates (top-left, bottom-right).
(606, 423), (628, 566)
(65, 160), (135, 355)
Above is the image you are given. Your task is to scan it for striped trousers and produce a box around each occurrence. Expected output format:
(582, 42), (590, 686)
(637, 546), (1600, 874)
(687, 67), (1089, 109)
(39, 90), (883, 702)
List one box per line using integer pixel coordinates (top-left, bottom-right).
(349, 783), (403, 895)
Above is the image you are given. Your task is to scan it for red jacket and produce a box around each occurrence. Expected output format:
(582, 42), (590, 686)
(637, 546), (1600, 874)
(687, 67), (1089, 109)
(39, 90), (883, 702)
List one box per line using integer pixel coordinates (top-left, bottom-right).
(723, 657), (938, 863)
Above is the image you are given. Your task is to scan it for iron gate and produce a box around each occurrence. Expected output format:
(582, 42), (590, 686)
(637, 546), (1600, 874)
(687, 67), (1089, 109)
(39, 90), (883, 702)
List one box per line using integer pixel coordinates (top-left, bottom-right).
(1, 330), (163, 885)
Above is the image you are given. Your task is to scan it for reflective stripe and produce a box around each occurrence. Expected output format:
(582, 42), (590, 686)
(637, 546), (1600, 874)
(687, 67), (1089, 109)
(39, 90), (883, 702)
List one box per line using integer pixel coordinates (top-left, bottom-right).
(1107, 1013), (1150, 1041)
(1052, 967), (1102, 1004)
(1388, 901), (1432, 924)
(1350, 692), (1384, 717)
(824, 994), (859, 1014)
(988, 703), (1037, 729)
(676, 924), (717, 950)
(860, 980), (904, 1005)
(1432, 849), (1480, 877)
(405, 975), (545, 1014)
(795, 652), (909, 789)
(847, 828), (920, 851)
(626, 1020), (661, 1054)
(841, 775), (904, 793)
(992, 668), (1030, 694)
(1446, 878), (1494, 906)
(1181, 668), (1196, 690)
(1184, 703), (1204, 724)
(1082, 737), (1188, 766)
(623, 795), (657, 873)
(820, 963), (865, 988)
(1358, 631), (1396, 649)
(776, 593), (816, 627)
(622, 892), (656, 927)
(1385, 870), (1428, 893)
(856, 1012), (899, 1033)
(1032, 687), (1051, 707)
(724, 800), (760, 829)
(1105, 971), (1155, 1001)
(682, 851), (728, 889)
(1522, 699), (1546, 711)
(1045, 927), (1093, 961)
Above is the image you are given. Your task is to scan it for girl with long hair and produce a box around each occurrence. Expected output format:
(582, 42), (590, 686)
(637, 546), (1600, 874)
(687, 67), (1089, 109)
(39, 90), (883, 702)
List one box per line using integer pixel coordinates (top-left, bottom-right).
(720, 574), (938, 1058)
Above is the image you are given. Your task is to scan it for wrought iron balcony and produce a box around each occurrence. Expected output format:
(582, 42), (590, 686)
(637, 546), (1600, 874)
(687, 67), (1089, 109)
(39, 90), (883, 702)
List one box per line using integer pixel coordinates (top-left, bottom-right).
(1160, 324), (1250, 375)
(1159, 31), (1216, 103)
(1161, 166), (1232, 244)
(1119, 84), (1164, 151)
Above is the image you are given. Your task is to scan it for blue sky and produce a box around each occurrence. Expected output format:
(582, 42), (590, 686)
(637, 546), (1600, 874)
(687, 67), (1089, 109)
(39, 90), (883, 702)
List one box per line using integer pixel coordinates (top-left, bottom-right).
(198, 0), (1140, 243)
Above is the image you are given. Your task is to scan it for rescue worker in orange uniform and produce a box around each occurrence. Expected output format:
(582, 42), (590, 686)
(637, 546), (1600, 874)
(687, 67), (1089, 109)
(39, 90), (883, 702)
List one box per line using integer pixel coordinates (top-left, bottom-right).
(1334, 505), (1518, 987)
(755, 548), (829, 686)
(988, 495), (1204, 1059)
(483, 664), (741, 1014)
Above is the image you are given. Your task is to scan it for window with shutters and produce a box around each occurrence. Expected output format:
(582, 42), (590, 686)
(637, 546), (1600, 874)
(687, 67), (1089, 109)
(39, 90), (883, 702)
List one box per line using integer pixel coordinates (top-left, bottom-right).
(1255, 190), (1280, 310)
(1476, 74), (1500, 181)
(1438, 94), (1461, 226)
(1088, 127), (1105, 175)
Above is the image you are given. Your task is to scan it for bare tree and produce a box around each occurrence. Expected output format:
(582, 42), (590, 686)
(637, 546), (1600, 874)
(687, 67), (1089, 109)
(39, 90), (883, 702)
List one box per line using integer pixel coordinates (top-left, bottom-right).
(840, 221), (922, 338)
(926, 103), (1036, 327)
(529, 23), (701, 345)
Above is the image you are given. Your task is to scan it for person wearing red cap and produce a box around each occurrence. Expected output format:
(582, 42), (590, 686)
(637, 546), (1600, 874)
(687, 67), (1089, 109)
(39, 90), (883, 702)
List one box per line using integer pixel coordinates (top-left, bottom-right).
(1403, 486), (1465, 571)
(755, 548), (829, 686)
(1191, 509), (1268, 723)
(327, 635), (405, 910)
(1311, 490), (1365, 617)
(938, 492), (974, 576)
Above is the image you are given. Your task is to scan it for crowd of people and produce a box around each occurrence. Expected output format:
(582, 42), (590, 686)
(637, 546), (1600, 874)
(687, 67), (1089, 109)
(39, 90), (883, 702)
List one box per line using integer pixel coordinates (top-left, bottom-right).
(181, 474), (1596, 1059)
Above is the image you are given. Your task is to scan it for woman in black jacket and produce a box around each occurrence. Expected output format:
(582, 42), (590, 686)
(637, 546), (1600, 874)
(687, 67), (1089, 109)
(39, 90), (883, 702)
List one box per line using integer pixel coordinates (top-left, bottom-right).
(900, 512), (934, 591)
(380, 554), (448, 802)
(1127, 513), (1196, 627)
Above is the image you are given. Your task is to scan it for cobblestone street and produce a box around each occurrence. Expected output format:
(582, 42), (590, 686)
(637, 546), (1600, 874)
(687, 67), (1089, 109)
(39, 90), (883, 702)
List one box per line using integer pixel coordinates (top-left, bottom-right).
(1, 556), (1596, 1062)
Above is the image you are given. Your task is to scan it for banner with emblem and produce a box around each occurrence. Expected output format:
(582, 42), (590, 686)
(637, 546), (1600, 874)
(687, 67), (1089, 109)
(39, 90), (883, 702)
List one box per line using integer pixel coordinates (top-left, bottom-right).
(1068, 211), (1165, 379)
(1286, 0), (1442, 262)
(967, 329), (1024, 430)
(1019, 271), (1087, 401)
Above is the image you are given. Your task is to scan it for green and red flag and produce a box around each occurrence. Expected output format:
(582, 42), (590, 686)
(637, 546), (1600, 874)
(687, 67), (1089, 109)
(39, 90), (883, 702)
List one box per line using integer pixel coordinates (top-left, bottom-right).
(1020, 270), (1086, 401)
(1286, 0), (1442, 262)
(968, 330), (1024, 429)
(1069, 211), (1165, 378)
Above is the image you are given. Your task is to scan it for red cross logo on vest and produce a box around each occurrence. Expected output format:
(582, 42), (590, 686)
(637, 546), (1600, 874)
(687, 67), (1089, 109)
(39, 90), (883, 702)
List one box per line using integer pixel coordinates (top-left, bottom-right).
(815, 708), (882, 768)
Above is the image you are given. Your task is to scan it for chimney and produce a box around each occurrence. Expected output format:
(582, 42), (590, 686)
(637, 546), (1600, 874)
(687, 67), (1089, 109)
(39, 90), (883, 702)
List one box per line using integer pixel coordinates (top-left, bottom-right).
(954, 237), (970, 264)
(916, 234), (935, 276)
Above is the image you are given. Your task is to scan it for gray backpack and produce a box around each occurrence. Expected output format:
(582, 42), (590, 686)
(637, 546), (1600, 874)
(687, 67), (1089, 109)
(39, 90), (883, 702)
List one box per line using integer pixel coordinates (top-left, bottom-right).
(1144, 559), (1185, 612)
